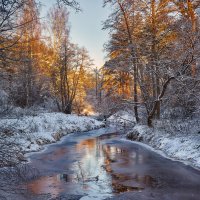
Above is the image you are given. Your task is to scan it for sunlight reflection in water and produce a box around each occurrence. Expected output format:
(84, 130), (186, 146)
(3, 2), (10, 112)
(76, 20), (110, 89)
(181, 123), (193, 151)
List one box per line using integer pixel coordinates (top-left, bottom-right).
(26, 133), (156, 199)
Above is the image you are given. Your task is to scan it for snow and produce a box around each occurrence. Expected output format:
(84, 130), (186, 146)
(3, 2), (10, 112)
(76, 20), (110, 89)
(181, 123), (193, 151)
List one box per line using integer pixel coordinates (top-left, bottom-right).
(107, 111), (136, 126)
(126, 122), (200, 169)
(0, 113), (104, 153)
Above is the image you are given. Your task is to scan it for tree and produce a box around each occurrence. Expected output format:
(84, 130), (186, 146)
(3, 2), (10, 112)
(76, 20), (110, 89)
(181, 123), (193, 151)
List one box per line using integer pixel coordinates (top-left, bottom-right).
(103, 0), (145, 122)
(103, 0), (200, 126)
(48, 6), (93, 114)
(6, 0), (44, 108)
(171, 0), (200, 76)
(0, 0), (28, 68)
(171, 0), (200, 32)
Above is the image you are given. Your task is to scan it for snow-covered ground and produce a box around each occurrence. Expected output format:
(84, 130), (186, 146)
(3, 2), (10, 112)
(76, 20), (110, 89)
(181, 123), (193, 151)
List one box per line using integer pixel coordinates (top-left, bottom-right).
(126, 121), (200, 169)
(107, 110), (136, 127)
(0, 113), (104, 153)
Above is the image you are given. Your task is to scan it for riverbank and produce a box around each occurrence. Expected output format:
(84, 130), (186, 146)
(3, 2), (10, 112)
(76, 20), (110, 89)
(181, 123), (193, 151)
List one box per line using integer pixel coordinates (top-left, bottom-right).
(126, 120), (200, 169)
(107, 111), (200, 169)
(0, 113), (104, 165)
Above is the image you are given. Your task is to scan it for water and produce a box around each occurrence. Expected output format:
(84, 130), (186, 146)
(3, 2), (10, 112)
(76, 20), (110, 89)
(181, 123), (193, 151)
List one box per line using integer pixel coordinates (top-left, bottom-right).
(23, 128), (200, 199)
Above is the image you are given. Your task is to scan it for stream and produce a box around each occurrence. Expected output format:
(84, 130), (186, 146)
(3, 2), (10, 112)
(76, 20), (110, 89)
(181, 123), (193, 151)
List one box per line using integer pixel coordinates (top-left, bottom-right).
(12, 128), (200, 199)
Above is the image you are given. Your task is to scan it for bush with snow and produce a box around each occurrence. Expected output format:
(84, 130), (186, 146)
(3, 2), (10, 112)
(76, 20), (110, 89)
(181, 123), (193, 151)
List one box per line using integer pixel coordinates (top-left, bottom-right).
(0, 113), (104, 165)
(107, 110), (136, 127)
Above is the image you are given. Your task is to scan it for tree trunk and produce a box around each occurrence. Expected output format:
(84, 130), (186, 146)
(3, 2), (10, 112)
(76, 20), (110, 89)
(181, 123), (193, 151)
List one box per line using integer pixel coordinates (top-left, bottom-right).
(147, 76), (175, 127)
(156, 67), (161, 119)
(64, 103), (72, 114)
(117, 0), (140, 123)
(134, 64), (140, 123)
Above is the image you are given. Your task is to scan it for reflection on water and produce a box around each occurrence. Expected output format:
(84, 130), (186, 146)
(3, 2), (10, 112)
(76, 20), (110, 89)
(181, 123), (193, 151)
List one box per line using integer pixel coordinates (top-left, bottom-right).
(28, 176), (63, 197)
(27, 133), (157, 199)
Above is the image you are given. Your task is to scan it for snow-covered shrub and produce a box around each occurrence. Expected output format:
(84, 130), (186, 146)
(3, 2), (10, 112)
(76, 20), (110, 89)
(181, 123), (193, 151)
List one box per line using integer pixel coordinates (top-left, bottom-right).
(154, 118), (200, 135)
(0, 113), (104, 154)
(0, 131), (24, 167)
(108, 110), (136, 127)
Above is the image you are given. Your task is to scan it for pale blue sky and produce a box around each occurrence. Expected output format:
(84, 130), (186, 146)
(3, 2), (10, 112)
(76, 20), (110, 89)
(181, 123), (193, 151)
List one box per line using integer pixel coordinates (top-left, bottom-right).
(41, 0), (110, 67)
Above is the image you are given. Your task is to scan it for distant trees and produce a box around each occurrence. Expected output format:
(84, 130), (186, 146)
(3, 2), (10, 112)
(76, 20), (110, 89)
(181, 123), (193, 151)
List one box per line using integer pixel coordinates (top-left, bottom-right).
(103, 0), (200, 126)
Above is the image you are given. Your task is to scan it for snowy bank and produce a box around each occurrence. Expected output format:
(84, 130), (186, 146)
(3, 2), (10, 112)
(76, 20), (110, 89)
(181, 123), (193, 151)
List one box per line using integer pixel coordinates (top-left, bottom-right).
(0, 113), (104, 153)
(107, 111), (136, 127)
(104, 111), (200, 169)
(126, 122), (200, 169)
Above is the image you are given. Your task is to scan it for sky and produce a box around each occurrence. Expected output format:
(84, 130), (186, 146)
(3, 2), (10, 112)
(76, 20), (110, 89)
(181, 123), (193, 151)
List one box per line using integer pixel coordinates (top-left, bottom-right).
(41, 0), (111, 67)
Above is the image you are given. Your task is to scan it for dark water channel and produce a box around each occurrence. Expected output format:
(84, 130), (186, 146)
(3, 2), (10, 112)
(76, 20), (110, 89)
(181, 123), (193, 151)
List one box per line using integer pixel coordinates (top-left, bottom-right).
(24, 128), (200, 200)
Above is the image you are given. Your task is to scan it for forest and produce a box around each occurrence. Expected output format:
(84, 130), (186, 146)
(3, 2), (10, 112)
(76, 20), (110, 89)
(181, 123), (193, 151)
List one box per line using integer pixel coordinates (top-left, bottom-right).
(0, 0), (200, 124)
